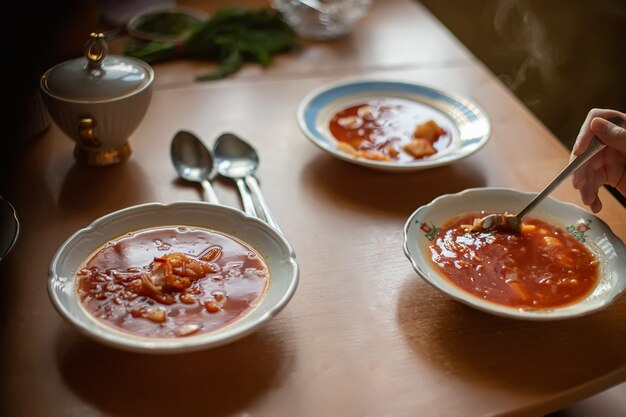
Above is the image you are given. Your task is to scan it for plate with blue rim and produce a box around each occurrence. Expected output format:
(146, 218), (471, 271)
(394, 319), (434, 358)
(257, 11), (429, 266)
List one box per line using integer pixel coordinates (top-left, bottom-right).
(297, 79), (491, 172)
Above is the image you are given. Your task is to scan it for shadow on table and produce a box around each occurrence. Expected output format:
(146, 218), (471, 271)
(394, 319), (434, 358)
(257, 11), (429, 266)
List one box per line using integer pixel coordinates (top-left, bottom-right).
(301, 154), (487, 217)
(58, 160), (153, 214)
(397, 277), (626, 394)
(56, 325), (293, 417)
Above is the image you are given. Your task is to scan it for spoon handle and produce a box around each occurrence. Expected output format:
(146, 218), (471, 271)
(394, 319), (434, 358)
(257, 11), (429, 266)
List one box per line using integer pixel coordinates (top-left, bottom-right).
(517, 116), (624, 221)
(245, 175), (283, 235)
(235, 178), (258, 217)
(517, 137), (605, 221)
(200, 179), (220, 204)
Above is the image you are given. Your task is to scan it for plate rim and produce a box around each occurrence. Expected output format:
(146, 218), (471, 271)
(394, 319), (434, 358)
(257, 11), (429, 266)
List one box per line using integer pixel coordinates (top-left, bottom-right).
(48, 201), (299, 353)
(402, 187), (626, 320)
(0, 195), (19, 262)
(297, 78), (492, 171)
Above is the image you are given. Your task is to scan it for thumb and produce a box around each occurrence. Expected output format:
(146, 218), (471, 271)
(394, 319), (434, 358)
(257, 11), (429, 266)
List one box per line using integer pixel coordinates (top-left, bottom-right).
(590, 117), (626, 153)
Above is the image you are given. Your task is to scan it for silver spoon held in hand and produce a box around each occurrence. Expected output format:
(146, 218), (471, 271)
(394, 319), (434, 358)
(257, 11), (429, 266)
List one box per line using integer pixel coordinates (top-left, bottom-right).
(214, 133), (283, 234)
(473, 116), (624, 233)
(170, 130), (220, 204)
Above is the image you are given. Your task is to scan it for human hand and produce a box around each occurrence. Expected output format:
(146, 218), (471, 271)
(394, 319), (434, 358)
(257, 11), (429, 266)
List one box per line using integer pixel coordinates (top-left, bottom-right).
(571, 109), (626, 213)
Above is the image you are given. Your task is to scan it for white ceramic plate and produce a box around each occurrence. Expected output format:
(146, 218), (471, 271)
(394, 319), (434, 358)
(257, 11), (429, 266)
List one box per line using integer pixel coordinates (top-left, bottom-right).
(49, 202), (299, 353)
(403, 188), (626, 320)
(297, 80), (491, 172)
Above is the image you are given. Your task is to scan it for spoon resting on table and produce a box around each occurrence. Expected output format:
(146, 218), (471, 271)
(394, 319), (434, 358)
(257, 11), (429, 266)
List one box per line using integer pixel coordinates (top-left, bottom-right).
(213, 133), (283, 234)
(472, 116), (624, 233)
(170, 130), (220, 204)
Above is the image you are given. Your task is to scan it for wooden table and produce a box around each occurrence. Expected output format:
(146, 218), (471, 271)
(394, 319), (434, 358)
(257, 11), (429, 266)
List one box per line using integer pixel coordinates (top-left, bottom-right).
(2, 1), (625, 416)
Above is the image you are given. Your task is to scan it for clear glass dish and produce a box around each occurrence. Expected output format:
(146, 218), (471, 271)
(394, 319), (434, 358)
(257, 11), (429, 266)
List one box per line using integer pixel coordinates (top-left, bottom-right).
(272, 0), (373, 40)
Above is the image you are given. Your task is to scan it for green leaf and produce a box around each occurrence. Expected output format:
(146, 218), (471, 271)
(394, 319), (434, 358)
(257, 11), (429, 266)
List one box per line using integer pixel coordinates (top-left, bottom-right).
(124, 7), (297, 80)
(196, 48), (243, 81)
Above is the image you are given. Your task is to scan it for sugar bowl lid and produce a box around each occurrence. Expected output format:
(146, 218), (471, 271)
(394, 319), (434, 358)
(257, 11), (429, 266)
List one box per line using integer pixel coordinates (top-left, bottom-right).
(41, 33), (154, 102)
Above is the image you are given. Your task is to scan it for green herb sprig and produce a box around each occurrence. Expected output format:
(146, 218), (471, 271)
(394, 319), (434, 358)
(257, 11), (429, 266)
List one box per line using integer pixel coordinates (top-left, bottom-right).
(125, 7), (297, 81)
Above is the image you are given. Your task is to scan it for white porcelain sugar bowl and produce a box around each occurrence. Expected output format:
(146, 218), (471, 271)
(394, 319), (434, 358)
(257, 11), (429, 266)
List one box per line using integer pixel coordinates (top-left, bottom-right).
(41, 33), (154, 166)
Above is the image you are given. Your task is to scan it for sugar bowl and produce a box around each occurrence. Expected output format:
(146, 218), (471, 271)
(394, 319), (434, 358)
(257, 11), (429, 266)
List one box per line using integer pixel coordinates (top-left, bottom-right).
(41, 33), (154, 166)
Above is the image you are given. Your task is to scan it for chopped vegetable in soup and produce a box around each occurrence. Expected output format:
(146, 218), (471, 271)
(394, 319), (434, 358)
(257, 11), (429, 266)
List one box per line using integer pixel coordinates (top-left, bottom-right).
(328, 98), (450, 162)
(77, 226), (269, 338)
(429, 214), (599, 309)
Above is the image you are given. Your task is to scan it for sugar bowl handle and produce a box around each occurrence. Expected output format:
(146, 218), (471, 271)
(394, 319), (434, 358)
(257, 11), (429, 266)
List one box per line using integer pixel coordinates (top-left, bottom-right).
(78, 117), (101, 148)
(84, 32), (108, 72)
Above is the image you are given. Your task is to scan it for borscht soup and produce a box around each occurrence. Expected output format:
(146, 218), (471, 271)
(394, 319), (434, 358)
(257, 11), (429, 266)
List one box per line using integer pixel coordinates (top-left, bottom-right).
(76, 226), (269, 338)
(429, 213), (599, 309)
(328, 98), (451, 162)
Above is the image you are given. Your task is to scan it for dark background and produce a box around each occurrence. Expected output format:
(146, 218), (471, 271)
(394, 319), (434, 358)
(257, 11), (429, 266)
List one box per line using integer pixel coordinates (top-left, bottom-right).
(420, 0), (626, 204)
(421, 0), (626, 149)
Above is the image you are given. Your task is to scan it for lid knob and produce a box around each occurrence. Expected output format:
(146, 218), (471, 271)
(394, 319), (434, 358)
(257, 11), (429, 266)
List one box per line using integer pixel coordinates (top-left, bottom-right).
(84, 32), (108, 73)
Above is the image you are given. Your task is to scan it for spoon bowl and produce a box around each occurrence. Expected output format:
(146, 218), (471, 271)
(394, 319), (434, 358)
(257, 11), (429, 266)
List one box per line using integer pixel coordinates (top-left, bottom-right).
(170, 130), (219, 203)
(214, 133), (259, 177)
(213, 133), (258, 217)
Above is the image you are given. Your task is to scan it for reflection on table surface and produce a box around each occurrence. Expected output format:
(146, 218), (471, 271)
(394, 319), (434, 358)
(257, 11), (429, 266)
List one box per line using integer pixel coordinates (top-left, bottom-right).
(1, 1), (625, 416)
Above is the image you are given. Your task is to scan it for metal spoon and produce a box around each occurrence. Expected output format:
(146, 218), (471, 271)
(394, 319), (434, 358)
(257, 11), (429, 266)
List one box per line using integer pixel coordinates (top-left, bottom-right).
(475, 116), (624, 233)
(214, 133), (283, 234)
(170, 130), (220, 204)
(0, 196), (19, 262)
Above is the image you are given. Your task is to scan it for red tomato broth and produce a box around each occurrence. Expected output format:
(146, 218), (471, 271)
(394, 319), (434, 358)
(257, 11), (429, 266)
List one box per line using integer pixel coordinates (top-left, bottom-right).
(77, 226), (269, 338)
(328, 98), (451, 162)
(428, 213), (599, 309)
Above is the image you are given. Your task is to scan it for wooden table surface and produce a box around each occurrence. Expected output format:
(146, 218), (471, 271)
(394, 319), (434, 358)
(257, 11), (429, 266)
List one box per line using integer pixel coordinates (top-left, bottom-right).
(2, 1), (625, 416)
